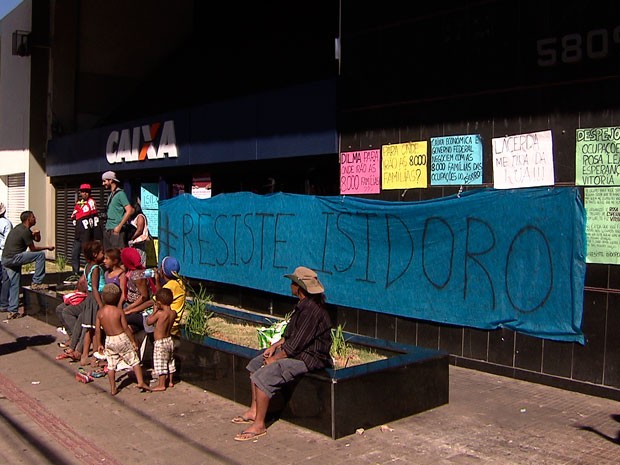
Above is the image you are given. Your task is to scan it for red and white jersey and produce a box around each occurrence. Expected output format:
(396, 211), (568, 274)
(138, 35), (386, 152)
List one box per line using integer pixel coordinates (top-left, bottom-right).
(72, 198), (98, 220)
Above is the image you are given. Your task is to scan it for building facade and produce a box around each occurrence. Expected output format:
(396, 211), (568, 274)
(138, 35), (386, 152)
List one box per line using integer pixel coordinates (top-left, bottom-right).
(0, 0), (54, 246)
(7, 0), (620, 399)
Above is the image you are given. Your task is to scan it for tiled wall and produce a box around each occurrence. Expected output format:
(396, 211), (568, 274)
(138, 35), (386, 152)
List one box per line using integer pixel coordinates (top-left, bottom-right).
(209, 278), (620, 400)
(335, 98), (620, 400)
(202, 96), (620, 399)
(335, 296), (620, 400)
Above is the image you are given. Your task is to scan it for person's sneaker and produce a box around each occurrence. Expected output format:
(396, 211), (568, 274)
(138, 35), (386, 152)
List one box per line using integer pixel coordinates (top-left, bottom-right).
(7, 312), (25, 319)
(30, 283), (49, 291)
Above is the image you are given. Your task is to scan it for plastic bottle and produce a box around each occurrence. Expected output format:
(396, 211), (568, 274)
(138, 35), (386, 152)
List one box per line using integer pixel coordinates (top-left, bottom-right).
(130, 268), (157, 280)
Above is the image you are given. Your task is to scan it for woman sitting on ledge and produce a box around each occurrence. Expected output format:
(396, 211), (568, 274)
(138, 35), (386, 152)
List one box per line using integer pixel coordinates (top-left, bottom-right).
(56, 240), (105, 365)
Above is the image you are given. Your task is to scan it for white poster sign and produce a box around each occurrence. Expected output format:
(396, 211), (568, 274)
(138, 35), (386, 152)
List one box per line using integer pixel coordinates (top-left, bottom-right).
(492, 130), (554, 189)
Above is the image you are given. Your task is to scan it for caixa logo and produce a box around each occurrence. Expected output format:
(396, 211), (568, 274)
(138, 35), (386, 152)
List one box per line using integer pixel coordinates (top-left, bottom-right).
(106, 120), (178, 164)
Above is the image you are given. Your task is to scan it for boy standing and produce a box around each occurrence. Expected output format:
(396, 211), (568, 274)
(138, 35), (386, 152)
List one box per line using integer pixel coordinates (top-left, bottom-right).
(146, 288), (177, 391)
(156, 256), (186, 336)
(95, 284), (151, 395)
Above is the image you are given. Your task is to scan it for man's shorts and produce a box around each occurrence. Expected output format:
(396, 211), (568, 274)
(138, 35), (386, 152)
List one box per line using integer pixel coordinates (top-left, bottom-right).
(103, 229), (126, 249)
(247, 353), (308, 399)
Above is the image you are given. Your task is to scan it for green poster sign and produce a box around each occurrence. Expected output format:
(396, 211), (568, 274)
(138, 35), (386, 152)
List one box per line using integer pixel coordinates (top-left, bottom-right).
(576, 126), (620, 186)
(585, 187), (620, 264)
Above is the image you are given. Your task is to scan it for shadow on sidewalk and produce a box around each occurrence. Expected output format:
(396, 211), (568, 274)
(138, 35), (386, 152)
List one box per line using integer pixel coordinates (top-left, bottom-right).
(0, 335), (56, 356)
(0, 322), (258, 465)
(577, 415), (620, 445)
(0, 404), (75, 465)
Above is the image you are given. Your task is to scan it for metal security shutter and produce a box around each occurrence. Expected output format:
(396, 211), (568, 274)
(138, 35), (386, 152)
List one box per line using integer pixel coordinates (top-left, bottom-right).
(7, 173), (25, 227)
(55, 185), (76, 261)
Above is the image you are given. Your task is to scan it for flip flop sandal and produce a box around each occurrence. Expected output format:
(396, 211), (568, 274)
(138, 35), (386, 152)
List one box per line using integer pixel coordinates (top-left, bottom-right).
(75, 372), (93, 384)
(55, 353), (72, 360)
(234, 430), (267, 442)
(89, 369), (106, 378)
(64, 349), (81, 361)
(57, 341), (70, 349)
(231, 416), (254, 424)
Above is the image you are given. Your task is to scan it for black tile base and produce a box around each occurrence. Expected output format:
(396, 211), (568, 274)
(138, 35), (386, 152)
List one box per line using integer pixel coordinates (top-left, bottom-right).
(22, 286), (64, 327)
(452, 356), (620, 401)
(21, 285), (620, 408)
(177, 305), (450, 439)
(22, 288), (451, 438)
(21, 271), (74, 287)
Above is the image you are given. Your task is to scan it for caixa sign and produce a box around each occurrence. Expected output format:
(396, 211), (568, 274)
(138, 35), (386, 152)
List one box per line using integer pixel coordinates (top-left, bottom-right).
(106, 120), (178, 164)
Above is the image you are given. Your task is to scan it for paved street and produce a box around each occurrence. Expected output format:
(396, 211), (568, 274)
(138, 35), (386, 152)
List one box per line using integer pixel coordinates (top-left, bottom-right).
(0, 315), (618, 465)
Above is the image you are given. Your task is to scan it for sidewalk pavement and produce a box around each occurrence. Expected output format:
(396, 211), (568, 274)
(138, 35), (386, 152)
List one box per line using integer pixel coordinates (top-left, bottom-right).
(0, 315), (619, 465)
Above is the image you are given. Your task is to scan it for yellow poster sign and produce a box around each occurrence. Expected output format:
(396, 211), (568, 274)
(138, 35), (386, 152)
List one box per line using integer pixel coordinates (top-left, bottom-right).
(381, 141), (428, 189)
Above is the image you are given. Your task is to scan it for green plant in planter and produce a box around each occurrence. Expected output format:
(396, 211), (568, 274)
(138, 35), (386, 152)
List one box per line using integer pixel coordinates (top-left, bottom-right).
(54, 254), (68, 271)
(22, 262), (35, 274)
(330, 324), (350, 362)
(184, 282), (213, 336)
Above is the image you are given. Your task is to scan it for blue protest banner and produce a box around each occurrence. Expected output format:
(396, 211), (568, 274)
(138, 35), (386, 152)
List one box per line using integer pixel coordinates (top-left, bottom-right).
(159, 187), (586, 343)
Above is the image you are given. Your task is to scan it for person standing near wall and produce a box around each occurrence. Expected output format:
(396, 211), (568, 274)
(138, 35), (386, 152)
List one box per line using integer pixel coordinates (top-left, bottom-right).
(101, 171), (134, 250)
(69, 184), (100, 277)
(0, 203), (13, 312)
(1, 211), (55, 318)
(126, 201), (150, 267)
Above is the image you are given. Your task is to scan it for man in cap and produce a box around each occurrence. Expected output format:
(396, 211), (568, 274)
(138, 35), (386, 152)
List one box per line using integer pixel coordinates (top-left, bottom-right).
(2, 211), (55, 318)
(69, 183), (100, 276)
(101, 171), (134, 250)
(232, 266), (332, 441)
(0, 202), (13, 312)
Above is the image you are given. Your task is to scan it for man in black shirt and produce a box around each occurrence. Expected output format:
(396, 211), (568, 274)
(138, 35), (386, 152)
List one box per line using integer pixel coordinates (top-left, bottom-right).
(1, 211), (55, 318)
(231, 266), (332, 441)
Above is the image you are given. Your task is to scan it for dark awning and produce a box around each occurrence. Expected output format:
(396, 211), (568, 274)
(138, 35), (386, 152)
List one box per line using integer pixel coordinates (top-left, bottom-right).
(47, 79), (337, 177)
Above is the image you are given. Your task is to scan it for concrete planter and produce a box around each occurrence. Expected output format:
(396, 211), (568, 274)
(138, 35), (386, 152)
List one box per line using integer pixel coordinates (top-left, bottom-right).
(22, 285), (66, 326)
(21, 290), (449, 439)
(21, 271), (73, 287)
(177, 304), (449, 439)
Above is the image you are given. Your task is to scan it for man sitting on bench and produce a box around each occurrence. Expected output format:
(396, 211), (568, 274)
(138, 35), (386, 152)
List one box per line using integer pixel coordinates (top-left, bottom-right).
(231, 266), (333, 441)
